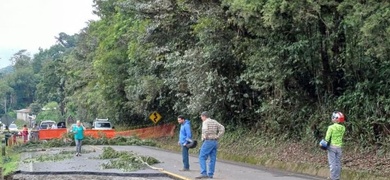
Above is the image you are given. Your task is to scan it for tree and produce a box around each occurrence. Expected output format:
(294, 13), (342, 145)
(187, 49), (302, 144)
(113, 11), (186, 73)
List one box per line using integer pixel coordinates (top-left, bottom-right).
(34, 33), (77, 119)
(17, 0), (390, 146)
(36, 101), (61, 121)
(0, 80), (13, 114)
(6, 50), (36, 109)
(10, 49), (31, 70)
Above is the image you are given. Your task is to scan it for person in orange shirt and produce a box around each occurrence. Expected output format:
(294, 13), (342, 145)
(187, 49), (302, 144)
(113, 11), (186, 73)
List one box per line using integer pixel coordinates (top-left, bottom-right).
(21, 124), (29, 143)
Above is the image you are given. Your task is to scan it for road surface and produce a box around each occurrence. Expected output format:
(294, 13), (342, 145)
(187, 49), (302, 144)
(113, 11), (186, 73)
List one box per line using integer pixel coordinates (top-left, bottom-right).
(15, 145), (325, 180)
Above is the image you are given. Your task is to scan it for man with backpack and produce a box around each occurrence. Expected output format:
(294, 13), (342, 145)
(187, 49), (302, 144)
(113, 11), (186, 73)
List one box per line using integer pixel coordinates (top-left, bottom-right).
(178, 115), (192, 171)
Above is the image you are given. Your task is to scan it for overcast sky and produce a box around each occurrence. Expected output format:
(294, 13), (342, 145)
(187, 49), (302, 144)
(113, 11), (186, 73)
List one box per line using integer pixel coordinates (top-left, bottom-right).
(0, 0), (99, 68)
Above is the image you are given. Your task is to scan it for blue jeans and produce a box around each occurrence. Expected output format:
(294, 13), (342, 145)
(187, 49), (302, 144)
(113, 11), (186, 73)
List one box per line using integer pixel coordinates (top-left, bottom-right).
(199, 140), (218, 178)
(182, 145), (190, 169)
(75, 139), (83, 153)
(328, 146), (342, 180)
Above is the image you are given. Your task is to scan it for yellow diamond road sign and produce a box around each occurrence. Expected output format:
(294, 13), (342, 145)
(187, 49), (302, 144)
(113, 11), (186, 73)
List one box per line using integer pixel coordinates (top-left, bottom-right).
(149, 111), (162, 124)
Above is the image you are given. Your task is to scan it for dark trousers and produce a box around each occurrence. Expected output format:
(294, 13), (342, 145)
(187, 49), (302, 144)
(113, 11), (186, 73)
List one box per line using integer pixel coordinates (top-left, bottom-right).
(182, 145), (190, 169)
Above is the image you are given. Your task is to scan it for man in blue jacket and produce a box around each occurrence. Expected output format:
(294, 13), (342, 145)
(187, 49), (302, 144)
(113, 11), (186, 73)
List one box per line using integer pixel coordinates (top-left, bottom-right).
(178, 115), (192, 171)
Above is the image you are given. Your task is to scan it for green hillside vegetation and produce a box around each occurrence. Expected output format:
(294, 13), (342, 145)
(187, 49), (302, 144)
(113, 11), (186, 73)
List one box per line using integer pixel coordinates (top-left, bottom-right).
(0, 0), (389, 176)
(0, 66), (14, 76)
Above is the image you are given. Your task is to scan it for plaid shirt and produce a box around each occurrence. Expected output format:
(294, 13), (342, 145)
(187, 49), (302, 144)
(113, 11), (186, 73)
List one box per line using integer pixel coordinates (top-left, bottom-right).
(201, 118), (225, 141)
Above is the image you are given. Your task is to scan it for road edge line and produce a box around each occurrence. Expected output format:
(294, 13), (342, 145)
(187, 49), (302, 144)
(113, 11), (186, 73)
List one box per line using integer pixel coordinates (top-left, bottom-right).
(146, 165), (191, 180)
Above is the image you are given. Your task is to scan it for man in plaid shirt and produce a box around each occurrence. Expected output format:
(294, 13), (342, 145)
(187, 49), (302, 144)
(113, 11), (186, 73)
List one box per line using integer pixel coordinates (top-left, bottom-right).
(196, 111), (225, 179)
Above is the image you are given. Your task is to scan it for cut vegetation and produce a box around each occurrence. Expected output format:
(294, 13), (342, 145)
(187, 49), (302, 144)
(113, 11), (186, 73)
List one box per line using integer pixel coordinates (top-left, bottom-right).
(99, 147), (159, 172)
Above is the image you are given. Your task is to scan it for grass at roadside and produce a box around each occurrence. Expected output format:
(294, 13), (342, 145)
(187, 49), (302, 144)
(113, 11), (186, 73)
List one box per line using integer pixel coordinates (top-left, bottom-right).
(1, 132), (25, 176)
(1, 146), (21, 176)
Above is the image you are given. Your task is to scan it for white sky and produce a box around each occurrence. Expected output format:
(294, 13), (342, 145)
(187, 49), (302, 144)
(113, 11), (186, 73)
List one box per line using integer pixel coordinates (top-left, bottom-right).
(0, 0), (99, 68)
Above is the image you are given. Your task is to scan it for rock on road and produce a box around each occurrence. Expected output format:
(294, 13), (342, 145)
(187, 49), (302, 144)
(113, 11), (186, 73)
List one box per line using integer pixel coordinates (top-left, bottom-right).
(16, 145), (325, 180)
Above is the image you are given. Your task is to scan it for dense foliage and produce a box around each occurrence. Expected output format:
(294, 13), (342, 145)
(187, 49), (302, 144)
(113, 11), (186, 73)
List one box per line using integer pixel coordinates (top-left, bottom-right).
(1, 0), (389, 147)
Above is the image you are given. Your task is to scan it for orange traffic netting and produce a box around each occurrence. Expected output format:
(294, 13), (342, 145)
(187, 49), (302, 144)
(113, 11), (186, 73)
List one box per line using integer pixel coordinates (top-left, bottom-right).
(84, 129), (116, 138)
(38, 124), (176, 140)
(39, 129), (67, 140)
(116, 124), (176, 139)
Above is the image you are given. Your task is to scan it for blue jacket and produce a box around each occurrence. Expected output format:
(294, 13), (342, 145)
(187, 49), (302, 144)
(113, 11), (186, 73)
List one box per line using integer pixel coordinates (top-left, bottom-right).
(179, 120), (192, 145)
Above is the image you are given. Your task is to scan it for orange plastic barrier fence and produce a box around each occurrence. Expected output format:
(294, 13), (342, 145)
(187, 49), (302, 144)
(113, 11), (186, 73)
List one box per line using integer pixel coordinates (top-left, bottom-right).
(84, 129), (116, 138)
(116, 124), (176, 139)
(39, 129), (67, 140)
(38, 124), (176, 140)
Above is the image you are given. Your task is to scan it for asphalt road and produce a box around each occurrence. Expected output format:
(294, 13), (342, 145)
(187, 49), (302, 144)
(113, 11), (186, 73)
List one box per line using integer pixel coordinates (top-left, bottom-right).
(16, 145), (325, 180)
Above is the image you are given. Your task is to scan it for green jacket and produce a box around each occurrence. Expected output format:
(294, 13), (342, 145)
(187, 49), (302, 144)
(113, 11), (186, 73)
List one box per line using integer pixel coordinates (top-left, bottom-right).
(72, 126), (85, 140)
(325, 123), (345, 147)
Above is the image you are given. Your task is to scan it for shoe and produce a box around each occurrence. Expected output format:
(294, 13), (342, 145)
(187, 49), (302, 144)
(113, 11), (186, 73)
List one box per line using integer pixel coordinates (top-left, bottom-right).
(75, 153), (79, 156)
(179, 168), (190, 171)
(195, 175), (209, 179)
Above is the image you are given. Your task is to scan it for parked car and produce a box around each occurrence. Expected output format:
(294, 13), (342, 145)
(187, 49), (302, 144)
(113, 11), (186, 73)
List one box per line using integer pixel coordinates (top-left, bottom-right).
(57, 121), (66, 128)
(8, 124), (18, 132)
(92, 119), (113, 130)
(40, 120), (56, 129)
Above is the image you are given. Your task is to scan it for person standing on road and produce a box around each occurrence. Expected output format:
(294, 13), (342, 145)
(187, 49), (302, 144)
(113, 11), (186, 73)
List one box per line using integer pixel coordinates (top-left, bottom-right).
(30, 123), (39, 141)
(196, 111), (225, 179)
(21, 124), (29, 143)
(72, 120), (86, 156)
(325, 111), (346, 180)
(178, 115), (192, 171)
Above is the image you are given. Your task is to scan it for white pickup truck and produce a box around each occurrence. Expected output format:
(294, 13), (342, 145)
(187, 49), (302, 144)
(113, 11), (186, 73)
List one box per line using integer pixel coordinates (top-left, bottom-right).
(92, 119), (114, 130)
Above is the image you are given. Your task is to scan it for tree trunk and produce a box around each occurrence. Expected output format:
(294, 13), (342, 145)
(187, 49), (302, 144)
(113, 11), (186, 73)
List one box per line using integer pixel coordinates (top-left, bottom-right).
(318, 16), (332, 94)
